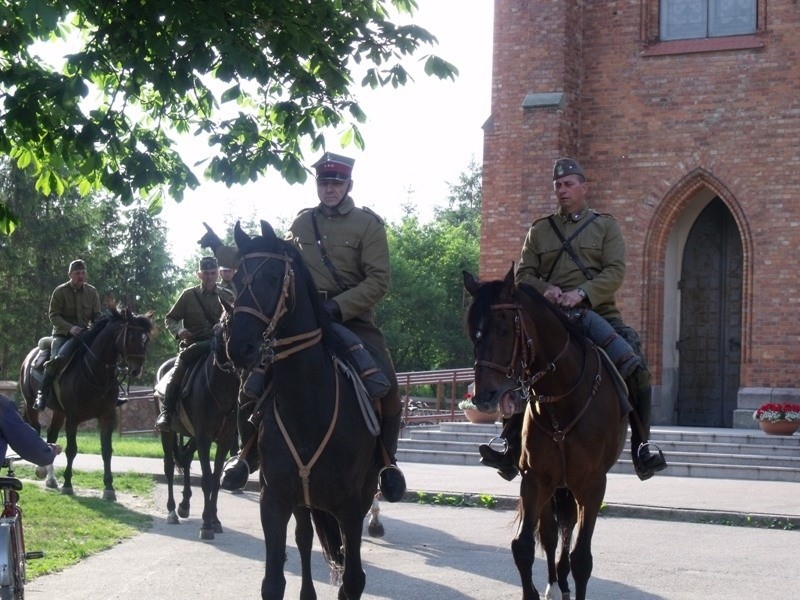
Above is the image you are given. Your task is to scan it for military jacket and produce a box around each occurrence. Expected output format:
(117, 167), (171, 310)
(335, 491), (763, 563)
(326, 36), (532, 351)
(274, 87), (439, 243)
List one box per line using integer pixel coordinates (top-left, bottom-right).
(49, 281), (101, 336)
(286, 196), (390, 325)
(516, 206), (625, 320)
(164, 284), (225, 344)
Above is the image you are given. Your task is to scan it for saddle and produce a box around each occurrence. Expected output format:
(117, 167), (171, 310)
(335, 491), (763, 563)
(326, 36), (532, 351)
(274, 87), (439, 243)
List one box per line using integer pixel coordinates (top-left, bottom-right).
(32, 337), (52, 373)
(154, 355), (209, 437)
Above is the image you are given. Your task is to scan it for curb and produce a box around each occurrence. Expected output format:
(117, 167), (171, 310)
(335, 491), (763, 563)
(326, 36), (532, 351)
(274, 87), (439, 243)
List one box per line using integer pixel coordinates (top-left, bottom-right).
(152, 473), (796, 531)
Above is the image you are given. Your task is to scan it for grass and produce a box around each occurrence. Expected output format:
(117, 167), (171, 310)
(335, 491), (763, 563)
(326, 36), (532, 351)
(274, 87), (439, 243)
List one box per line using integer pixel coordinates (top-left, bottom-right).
(10, 465), (154, 579)
(66, 432), (164, 458)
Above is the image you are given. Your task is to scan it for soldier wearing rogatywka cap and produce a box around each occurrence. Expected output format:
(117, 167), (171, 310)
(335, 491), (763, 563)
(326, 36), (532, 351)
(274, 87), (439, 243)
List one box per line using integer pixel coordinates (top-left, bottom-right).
(155, 256), (226, 431)
(34, 259), (102, 411)
(206, 151), (406, 501)
(478, 157), (668, 483)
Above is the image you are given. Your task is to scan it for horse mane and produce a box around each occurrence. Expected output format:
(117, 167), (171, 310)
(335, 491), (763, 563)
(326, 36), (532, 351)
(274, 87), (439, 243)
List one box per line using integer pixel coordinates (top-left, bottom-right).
(466, 277), (589, 349)
(79, 307), (154, 347)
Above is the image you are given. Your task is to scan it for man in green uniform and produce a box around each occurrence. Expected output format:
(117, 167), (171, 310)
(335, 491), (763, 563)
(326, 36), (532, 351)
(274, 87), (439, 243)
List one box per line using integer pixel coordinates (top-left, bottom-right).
(34, 259), (102, 411)
(205, 152), (406, 501)
(155, 256), (227, 431)
(218, 263), (237, 299)
(479, 158), (668, 481)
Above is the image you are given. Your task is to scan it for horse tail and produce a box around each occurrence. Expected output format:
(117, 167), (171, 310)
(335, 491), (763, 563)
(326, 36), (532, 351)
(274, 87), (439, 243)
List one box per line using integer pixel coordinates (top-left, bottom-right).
(552, 487), (577, 545)
(310, 508), (345, 571)
(174, 435), (196, 472)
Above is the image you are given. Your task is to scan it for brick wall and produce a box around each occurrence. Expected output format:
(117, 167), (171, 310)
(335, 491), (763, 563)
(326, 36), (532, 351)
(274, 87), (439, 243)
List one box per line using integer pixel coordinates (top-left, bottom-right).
(482, 1), (800, 412)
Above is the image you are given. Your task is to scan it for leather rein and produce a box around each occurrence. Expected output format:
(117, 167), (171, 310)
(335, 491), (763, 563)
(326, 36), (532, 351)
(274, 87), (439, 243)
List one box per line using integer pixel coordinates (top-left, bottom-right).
(234, 249), (339, 506)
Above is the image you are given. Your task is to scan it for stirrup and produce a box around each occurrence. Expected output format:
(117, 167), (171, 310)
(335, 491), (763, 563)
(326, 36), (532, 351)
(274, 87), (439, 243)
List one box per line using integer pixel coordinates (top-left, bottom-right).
(486, 436), (509, 454)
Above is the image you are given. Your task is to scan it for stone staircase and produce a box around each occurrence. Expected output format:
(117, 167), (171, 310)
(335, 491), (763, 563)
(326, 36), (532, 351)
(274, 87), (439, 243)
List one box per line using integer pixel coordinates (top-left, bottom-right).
(397, 422), (800, 483)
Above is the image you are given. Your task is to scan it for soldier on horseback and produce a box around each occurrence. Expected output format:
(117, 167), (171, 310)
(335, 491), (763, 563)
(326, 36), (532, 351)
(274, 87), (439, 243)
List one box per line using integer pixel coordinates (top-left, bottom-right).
(155, 256), (233, 432)
(202, 152), (407, 502)
(479, 158), (668, 482)
(34, 259), (101, 411)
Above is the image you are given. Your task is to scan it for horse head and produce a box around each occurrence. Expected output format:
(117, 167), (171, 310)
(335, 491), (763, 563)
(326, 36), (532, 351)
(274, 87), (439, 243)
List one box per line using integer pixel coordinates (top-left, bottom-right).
(225, 220), (328, 373)
(116, 308), (155, 379)
(464, 267), (526, 418)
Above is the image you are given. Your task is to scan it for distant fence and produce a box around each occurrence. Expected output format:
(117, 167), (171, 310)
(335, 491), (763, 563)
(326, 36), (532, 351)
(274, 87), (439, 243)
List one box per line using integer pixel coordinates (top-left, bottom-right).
(397, 368), (474, 426)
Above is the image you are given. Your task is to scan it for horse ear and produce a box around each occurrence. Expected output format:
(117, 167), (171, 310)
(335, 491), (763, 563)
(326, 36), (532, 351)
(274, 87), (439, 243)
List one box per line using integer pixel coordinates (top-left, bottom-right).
(219, 295), (234, 315)
(234, 221), (250, 248)
(504, 263), (516, 287)
(463, 271), (479, 297)
(260, 220), (277, 240)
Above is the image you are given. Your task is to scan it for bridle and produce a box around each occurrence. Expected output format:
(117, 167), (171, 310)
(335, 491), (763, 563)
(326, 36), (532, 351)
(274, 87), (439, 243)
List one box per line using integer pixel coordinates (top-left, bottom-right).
(233, 251), (322, 368)
(474, 301), (579, 404)
(76, 317), (151, 393)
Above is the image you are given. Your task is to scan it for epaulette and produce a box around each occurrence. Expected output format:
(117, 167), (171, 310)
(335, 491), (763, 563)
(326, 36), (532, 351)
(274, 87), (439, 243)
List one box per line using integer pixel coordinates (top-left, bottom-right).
(593, 210), (617, 222)
(531, 215), (550, 227)
(296, 207), (315, 217)
(361, 206), (385, 225)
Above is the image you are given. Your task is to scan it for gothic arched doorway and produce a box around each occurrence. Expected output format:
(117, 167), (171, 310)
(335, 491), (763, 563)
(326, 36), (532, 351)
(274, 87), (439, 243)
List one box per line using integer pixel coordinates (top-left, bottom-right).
(676, 198), (743, 427)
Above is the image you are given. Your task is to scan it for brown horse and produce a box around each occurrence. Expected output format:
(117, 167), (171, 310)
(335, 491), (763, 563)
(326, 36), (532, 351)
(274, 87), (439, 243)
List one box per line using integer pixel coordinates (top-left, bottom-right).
(19, 307), (154, 500)
(464, 268), (627, 600)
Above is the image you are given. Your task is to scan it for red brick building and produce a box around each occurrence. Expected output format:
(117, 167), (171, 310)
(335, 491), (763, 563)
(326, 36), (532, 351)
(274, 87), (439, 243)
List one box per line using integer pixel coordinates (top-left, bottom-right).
(480, 1), (799, 428)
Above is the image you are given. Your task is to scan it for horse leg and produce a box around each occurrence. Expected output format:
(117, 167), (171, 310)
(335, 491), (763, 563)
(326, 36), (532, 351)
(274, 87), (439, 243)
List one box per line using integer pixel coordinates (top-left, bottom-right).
(512, 477), (550, 600)
(177, 436), (195, 519)
(197, 438), (217, 540)
(60, 420), (80, 495)
(553, 489), (576, 600)
(367, 492), (384, 538)
(538, 498), (560, 600)
(261, 488), (292, 600)
(337, 505), (366, 600)
(570, 479), (606, 600)
(98, 413), (116, 500)
(294, 507), (316, 600)
(162, 433), (180, 524)
(44, 413), (64, 490)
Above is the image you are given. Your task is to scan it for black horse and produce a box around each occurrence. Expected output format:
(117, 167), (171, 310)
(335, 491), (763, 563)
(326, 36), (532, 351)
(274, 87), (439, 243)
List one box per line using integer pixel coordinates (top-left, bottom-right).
(464, 268), (628, 600)
(224, 220), (380, 600)
(19, 307), (154, 500)
(154, 322), (240, 540)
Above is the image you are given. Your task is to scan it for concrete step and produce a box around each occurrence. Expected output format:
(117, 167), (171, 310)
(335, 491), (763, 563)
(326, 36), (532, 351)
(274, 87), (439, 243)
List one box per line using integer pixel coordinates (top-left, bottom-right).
(397, 424), (800, 482)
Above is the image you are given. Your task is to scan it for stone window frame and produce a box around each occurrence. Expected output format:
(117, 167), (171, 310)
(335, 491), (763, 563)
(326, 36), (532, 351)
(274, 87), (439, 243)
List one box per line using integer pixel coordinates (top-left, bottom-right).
(640, 0), (767, 56)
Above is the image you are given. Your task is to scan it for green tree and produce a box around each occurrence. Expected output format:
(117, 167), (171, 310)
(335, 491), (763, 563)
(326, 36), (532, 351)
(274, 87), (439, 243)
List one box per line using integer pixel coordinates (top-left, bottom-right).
(0, 0), (457, 233)
(379, 160), (481, 372)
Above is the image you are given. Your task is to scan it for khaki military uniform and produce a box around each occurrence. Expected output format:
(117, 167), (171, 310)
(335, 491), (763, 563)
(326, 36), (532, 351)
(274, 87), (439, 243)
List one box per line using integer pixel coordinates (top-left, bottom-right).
(49, 281), (101, 336)
(286, 196), (390, 325)
(516, 206), (625, 321)
(165, 284), (225, 347)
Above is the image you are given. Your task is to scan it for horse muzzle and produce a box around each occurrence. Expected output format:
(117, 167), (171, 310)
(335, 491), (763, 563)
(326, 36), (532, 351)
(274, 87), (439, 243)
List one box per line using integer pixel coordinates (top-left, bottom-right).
(472, 383), (523, 419)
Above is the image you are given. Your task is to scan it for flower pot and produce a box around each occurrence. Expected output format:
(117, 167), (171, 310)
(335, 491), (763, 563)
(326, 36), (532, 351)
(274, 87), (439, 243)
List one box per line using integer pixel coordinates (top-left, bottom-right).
(463, 408), (500, 424)
(757, 420), (800, 436)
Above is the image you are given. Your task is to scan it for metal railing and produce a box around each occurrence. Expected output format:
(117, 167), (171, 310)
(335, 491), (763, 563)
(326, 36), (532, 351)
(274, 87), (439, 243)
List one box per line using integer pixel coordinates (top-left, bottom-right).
(397, 368), (473, 426)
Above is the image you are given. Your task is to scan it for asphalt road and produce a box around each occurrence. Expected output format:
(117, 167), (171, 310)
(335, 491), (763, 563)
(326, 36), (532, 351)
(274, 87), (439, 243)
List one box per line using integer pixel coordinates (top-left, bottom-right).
(24, 482), (800, 600)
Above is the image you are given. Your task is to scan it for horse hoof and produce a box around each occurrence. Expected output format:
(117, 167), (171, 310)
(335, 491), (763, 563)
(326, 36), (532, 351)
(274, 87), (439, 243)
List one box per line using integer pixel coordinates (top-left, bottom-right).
(61, 486), (74, 496)
(368, 523), (385, 538)
(35, 466), (48, 479)
(213, 522), (223, 534)
(45, 479), (59, 490)
(177, 505), (190, 519)
(167, 511), (180, 525)
(199, 528), (215, 540)
(103, 490), (117, 501)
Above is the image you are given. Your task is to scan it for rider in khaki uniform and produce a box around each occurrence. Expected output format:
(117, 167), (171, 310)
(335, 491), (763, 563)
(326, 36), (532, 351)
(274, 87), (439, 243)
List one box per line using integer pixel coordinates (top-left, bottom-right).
(205, 152), (406, 501)
(479, 158), (668, 481)
(34, 259), (101, 411)
(155, 256), (228, 431)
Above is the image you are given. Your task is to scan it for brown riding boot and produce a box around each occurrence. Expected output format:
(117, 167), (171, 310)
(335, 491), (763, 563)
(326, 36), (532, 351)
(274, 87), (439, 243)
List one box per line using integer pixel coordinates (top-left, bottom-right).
(627, 366), (668, 481)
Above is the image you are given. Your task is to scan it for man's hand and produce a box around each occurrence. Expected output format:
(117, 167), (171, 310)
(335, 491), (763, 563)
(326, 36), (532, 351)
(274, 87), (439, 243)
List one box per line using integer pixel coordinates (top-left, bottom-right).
(543, 285), (563, 304)
(558, 289), (585, 308)
(68, 325), (82, 337)
(198, 222), (222, 250)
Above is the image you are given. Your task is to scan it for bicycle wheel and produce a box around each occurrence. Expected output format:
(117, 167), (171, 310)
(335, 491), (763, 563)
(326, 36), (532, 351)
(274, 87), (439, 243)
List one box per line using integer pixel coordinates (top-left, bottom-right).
(0, 518), (23, 600)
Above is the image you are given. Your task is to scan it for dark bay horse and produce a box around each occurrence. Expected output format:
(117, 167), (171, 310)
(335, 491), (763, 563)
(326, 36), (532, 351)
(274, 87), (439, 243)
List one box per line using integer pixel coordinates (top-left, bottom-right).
(224, 220), (380, 600)
(19, 308), (154, 500)
(464, 268), (628, 600)
(154, 323), (239, 540)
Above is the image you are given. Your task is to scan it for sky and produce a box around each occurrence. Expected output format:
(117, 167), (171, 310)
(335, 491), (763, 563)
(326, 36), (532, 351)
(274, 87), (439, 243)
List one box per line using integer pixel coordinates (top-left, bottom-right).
(160, 1), (494, 262)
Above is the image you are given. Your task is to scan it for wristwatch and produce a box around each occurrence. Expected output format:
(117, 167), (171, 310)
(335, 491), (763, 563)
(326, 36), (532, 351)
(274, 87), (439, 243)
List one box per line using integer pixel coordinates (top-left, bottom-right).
(576, 288), (587, 300)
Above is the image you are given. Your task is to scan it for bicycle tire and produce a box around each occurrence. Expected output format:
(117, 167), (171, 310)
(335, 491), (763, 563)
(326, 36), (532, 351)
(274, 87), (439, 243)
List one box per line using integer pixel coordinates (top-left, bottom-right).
(0, 519), (23, 600)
